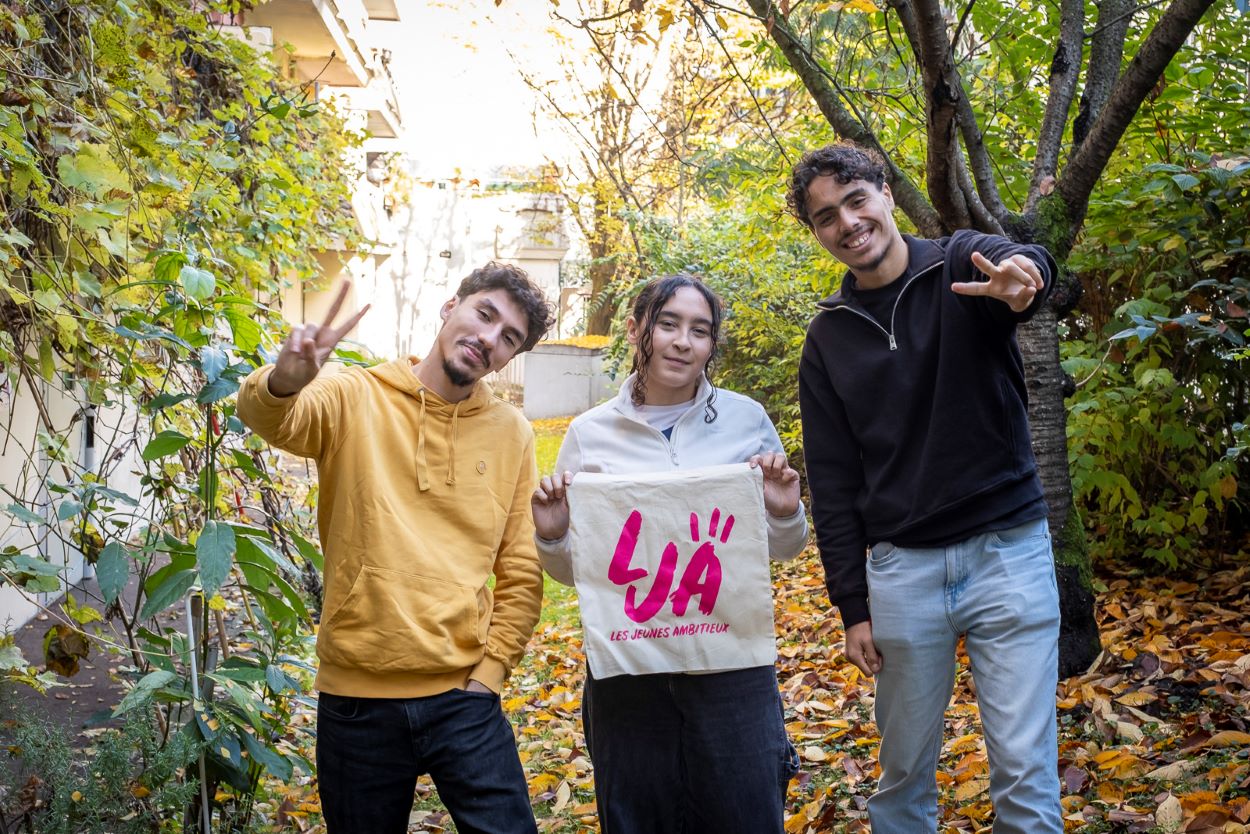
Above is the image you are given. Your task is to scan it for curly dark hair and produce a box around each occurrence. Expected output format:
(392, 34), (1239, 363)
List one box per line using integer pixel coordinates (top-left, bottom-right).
(455, 262), (555, 352)
(786, 142), (887, 229)
(628, 274), (722, 423)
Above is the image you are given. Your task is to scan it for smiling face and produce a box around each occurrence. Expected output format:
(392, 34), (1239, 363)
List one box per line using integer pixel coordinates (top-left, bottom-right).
(432, 288), (529, 390)
(627, 285), (716, 406)
(805, 175), (908, 289)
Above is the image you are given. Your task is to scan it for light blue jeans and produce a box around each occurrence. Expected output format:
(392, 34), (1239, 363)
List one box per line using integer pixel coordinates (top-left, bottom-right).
(864, 517), (1062, 834)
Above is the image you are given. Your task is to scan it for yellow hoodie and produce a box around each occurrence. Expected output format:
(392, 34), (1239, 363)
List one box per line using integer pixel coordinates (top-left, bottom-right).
(237, 358), (542, 697)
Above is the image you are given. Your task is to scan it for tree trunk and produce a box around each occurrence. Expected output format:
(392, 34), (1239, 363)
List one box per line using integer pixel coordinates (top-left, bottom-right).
(1019, 304), (1101, 677)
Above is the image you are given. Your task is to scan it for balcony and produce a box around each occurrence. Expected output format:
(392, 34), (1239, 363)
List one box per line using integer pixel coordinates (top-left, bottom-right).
(244, 0), (376, 87)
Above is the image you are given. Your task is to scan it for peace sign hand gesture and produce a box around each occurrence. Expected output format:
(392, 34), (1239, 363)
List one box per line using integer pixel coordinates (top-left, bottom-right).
(267, 282), (370, 397)
(952, 252), (1045, 313)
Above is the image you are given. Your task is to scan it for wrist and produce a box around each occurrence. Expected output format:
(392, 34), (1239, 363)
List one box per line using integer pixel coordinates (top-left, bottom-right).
(266, 371), (300, 398)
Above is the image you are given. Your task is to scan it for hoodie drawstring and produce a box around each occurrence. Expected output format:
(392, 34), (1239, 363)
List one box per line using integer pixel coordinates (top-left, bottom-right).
(446, 403), (461, 485)
(416, 389), (430, 492)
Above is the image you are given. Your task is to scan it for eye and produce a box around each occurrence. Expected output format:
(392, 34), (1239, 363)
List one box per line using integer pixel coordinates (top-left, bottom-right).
(658, 319), (677, 330)
(504, 333), (518, 348)
(692, 327), (710, 339)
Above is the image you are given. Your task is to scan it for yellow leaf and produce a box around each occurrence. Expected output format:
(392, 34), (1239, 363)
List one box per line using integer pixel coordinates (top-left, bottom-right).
(1115, 691), (1155, 706)
(844, 0), (877, 11)
(1203, 730), (1250, 748)
(955, 778), (988, 801)
(529, 772), (560, 797)
(131, 785), (151, 798)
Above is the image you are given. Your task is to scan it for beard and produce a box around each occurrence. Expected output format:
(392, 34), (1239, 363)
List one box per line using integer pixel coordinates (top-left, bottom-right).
(442, 357), (477, 388)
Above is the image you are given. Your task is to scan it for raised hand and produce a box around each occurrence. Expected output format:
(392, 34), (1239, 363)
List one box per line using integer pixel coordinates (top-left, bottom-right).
(951, 251), (1045, 313)
(268, 281), (370, 397)
(749, 452), (801, 518)
(531, 471), (573, 541)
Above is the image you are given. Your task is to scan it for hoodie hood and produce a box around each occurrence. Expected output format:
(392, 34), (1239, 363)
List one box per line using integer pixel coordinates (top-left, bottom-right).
(367, 356), (496, 491)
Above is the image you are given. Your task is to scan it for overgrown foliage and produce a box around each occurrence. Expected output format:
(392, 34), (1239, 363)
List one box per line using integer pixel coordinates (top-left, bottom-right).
(1, 0), (360, 827)
(1065, 155), (1250, 568)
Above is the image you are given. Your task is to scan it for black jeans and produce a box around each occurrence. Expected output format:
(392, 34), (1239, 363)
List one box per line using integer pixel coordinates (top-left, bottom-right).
(583, 665), (799, 834)
(316, 688), (537, 834)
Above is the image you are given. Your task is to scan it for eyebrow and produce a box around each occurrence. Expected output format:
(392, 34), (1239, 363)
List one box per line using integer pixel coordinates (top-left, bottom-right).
(809, 186), (868, 223)
(479, 298), (526, 344)
(657, 311), (714, 328)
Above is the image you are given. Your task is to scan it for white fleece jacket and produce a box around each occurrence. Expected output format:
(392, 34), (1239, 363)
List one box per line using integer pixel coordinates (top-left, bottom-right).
(537, 373), (809, 585)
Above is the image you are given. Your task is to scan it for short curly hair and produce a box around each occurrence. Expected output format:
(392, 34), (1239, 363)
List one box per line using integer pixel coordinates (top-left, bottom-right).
(786, 142), (887, 229)
(455, 262), (556, 353)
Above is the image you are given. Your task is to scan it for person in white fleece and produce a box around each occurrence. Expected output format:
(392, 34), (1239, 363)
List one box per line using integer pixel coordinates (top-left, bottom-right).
(531, 273), (808, 834)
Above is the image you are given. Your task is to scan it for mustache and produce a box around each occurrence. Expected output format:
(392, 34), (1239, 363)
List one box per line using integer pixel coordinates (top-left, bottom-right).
(459, 338), (490, 366)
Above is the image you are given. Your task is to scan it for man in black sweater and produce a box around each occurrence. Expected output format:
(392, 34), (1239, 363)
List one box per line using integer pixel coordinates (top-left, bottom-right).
(792, 142), (1062, 834)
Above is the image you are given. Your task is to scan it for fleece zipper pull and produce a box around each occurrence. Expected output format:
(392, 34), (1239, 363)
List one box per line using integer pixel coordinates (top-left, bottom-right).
(888, 333), (898, 351)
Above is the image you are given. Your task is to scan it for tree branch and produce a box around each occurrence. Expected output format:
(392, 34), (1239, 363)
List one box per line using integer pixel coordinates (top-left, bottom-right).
(1071, 0), (1134, 154)
(1055, 0), (1216, 238)
(1026, 0), (1084, 212)
(902, 0), (1009, 227)
(744, 0), (943, 236)
(909, 0), (972, 228)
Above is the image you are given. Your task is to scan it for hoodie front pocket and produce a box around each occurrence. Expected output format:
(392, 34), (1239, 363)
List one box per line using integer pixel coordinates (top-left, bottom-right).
(317, 565), (485, 674)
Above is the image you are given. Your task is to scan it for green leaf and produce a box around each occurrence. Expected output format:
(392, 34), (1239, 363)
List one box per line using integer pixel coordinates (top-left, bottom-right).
(196, 521), (236, 597)
(38, 336), (55, 380)
(145, 392), (193, 411)
(196, 377), (239, 404)
(113, 669), (176, 717)
(56, 498), (82, 520)
(180, 265), (216, 301)
(154, 251), (187, 284)
(3, 503), (45, 525)
(57, 143), (130, 198)
(139, 568), (196, 619)
(225, 308), (263, 353)
(0, 643), (28, 671)
(201, 345), (228, 383)
(141, 430), (192, 461)
(96, 542), (130, 605)
(242, 730), (294, 781)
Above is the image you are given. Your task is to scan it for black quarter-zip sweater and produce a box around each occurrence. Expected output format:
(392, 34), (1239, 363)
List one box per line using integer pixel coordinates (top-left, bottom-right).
(798, 231), (1058, 628)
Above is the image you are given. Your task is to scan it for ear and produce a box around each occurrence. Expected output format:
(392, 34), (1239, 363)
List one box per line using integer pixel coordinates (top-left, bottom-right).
(625, 315), (641, 346)
(440, 297), (457, 322)
(882, 182), (895, 211)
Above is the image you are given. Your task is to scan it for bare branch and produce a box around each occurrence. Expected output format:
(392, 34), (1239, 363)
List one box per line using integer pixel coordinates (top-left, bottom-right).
(1055, 0), (1216, 238)
(1072, 0), (1134, 152)
(898, 0), (1009, 226)
(685, 0), (792, 164)
(1027, 0), (1085, 212)
(744, 0), (943, 236)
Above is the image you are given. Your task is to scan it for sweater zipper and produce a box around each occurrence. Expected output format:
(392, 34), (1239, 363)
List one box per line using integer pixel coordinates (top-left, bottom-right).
(831, 261), (942, 351)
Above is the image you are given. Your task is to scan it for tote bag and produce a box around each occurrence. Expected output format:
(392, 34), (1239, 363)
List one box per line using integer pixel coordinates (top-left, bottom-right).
(569, 463), (777, 678)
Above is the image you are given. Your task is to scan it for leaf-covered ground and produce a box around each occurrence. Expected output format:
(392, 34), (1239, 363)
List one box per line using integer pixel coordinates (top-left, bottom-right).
(263, 555), (1250, 834)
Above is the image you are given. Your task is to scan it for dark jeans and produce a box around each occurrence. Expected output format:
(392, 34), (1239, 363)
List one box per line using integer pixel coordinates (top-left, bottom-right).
(316, 688), (537, 834)
(583, 665), (799, 834)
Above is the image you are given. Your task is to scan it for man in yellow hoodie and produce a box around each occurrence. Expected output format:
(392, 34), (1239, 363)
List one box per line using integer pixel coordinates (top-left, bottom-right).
(238, 262), (554, 834)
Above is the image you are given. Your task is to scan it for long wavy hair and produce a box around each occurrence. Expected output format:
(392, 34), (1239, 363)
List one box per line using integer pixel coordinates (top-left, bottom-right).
(628, 274), (723, 423)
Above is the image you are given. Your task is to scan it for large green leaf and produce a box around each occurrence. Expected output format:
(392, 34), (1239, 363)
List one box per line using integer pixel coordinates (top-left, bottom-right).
(180, 265), (216, 301)
(196, 521), (236, 597)
(141, 430), (192, 461)
(139, 568), (196, 620)
(57, 143), (130, 198)
(96, 541), (130, 605)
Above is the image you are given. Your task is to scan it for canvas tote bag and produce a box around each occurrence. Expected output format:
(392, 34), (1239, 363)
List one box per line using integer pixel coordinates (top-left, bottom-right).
(569, 463), (777, 678)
